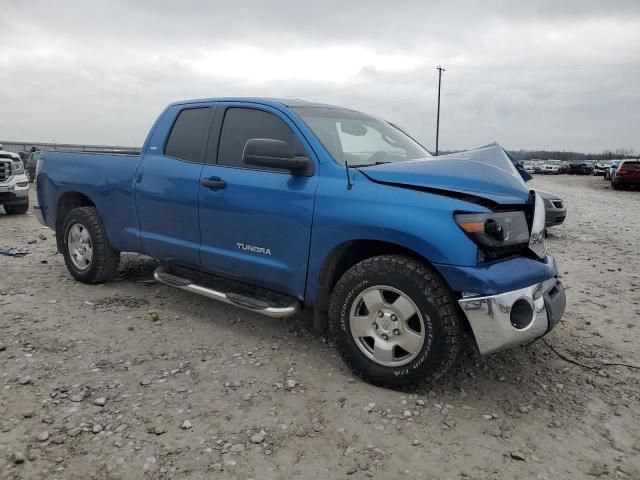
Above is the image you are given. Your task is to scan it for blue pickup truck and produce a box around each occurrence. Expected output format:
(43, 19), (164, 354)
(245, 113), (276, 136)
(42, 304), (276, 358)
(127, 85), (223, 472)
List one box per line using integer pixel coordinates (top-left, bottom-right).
(34, 98), (566, 390)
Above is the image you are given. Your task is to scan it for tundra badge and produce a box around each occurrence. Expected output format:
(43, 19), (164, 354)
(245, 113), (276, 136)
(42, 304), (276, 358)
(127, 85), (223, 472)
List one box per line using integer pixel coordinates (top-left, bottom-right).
(236, 243), (272, 256)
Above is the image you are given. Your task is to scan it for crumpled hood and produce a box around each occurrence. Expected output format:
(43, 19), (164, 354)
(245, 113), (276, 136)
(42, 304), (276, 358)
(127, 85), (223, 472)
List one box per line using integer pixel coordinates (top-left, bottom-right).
(358, 143), (531, 205)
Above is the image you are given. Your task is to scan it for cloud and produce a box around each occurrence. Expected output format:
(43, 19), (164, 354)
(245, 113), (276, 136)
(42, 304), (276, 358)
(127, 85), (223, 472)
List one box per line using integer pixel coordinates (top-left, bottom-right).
(1, 0), (639, 152)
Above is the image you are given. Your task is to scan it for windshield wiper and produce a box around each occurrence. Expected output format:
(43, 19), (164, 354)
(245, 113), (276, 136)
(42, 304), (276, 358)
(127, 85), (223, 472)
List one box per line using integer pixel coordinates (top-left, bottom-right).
(350, 161), (393, 167)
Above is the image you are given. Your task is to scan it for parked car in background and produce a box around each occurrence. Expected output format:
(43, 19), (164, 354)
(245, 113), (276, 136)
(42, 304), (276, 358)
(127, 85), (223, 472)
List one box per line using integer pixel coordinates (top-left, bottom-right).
(25, 150), (41, 182)
(611, 160), (640, 189)
(568, 161), (594, 175)
(540, 160), (563, 174)
(537, 191), (566, 228)
(604, 160), (620, 180)
(593, 161), (611, 176)
(522, 161), (536, 174)
(0, 151), (30, 214)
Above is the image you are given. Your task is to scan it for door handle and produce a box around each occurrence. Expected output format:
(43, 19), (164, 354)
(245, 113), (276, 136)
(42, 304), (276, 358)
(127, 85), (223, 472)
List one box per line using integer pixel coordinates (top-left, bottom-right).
(201, 177), (226, 189)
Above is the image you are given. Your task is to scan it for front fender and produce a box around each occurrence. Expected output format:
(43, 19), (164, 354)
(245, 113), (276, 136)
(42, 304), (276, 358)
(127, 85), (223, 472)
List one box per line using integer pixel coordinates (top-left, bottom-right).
(305, 171), (488, 303)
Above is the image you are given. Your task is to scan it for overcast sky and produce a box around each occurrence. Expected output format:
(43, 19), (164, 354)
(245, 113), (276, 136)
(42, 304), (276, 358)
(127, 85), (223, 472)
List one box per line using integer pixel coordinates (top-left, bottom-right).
(2, 0), (639, 152)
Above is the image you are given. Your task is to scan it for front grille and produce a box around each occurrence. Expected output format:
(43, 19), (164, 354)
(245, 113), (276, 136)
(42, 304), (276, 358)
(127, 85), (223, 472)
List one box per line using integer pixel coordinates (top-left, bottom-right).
(0, 160), (11, 181)
(552, 200), (563, 209)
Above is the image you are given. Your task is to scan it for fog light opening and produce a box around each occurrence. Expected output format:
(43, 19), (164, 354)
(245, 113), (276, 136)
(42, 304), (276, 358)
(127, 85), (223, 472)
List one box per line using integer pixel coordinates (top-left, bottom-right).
(510, 299), (534, 330)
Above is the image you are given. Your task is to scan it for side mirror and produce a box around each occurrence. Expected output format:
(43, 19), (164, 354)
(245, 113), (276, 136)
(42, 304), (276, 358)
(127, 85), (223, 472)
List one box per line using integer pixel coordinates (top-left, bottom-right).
(243, 138), (313, 176)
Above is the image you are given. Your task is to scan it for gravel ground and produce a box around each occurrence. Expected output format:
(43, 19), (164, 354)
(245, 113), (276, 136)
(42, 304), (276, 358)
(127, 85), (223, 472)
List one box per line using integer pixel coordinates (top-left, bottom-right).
(1, 175), (639, 479)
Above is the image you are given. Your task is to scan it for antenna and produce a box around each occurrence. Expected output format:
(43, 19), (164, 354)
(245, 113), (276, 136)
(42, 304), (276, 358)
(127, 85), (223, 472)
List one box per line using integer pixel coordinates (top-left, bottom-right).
(345, 161), (353, 190)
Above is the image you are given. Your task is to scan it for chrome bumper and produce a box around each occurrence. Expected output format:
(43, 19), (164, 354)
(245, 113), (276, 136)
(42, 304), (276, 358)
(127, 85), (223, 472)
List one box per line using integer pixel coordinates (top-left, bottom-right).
(458, 275), (566, 355)
(0, 174), (29, 197)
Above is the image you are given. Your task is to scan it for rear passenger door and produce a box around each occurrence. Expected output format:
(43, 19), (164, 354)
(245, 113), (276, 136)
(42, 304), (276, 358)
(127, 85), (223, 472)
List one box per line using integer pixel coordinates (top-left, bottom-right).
(198, 104), (318, 299)
(134, 104), (213, 266)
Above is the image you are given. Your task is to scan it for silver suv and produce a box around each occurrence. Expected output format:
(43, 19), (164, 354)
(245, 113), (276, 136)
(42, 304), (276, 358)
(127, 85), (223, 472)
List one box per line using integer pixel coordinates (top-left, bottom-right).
(0, 150), (30, 215)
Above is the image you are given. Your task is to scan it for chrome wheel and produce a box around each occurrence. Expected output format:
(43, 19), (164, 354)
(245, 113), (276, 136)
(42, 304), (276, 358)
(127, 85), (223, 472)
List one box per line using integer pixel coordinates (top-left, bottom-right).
(349, 285), (426, 367)
(67, 223), (93, 271)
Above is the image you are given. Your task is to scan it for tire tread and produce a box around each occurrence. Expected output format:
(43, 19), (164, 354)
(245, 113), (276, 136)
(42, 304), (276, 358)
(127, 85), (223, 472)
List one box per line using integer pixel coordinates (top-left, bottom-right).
(62, 207), (120, 283)
(329, 254), (461, 392)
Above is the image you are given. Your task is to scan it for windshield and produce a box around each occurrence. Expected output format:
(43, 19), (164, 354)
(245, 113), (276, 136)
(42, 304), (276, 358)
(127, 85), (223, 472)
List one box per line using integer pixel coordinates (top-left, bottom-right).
(547, 160), (562, 165)
(293, 107), (431, 166)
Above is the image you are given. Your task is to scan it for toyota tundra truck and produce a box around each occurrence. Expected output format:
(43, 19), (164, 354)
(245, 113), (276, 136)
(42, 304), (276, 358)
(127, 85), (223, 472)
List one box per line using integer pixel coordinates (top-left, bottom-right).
(34, 98), (566, 390)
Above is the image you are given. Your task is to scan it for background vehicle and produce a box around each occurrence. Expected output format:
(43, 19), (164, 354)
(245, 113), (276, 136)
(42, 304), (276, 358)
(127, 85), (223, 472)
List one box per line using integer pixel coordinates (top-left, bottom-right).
(505, 156), (566, 229)
(604, 160), (620, 180)
(522, 160), (536, 174)
(35, 98), (565, 390)
(611, 160), (640, 189)
(0, 151), (30, 215)
(540, 159), (563, 174)
(568, 160), (594, 175)
(537, 191), (566, 228)
(25, 150), (41, 182)
(593, 161), (611, 176)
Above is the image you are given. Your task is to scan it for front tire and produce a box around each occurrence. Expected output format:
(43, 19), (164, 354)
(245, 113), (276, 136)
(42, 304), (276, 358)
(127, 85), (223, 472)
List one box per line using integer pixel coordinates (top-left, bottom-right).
(61, 207), (120, 283)
(4, 199), (29, 215)
(329, 255), (461, 391)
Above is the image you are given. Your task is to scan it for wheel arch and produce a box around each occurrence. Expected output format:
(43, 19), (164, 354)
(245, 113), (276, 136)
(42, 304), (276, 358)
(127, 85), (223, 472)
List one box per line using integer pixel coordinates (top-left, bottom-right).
(55, 191), (96, 252)
(314, 239), (448, 313)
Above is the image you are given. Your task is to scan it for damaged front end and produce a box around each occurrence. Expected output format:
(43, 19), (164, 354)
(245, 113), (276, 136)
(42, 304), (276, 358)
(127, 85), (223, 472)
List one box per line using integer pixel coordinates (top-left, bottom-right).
(359, 143), (563, 354)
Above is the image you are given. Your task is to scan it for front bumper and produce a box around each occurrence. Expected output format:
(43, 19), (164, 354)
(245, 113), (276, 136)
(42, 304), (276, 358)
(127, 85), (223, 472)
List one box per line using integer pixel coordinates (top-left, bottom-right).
(0, 174), (29, 204)
(458, 273), (566, 355)
(545, 205), (566, 227)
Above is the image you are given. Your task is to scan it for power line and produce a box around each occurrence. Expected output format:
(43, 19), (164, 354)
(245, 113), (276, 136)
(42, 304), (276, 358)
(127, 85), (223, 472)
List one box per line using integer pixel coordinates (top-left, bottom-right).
(290, 61), (640, 100)
(446, 62), (640, 71)
(441, 91), (638, 96)
(291, 66), (436, 99)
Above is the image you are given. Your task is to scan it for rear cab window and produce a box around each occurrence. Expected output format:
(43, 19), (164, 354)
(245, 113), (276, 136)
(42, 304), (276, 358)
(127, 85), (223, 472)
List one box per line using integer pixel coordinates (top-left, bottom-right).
(164, 107), (211, 163)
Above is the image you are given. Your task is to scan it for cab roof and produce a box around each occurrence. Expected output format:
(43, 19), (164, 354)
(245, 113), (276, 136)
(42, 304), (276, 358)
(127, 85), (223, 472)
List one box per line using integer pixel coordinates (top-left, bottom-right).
(168, 97), (349, 110)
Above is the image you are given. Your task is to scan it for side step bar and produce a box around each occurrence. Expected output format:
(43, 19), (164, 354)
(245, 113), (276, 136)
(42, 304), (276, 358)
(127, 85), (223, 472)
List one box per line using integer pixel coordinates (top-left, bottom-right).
(153, 265), (301, 318)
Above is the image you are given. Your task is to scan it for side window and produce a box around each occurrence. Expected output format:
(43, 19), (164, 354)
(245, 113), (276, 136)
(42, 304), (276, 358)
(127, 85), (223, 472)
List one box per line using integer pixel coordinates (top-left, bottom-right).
(164, 107), (210, 163)
(217, 108), (302, 170)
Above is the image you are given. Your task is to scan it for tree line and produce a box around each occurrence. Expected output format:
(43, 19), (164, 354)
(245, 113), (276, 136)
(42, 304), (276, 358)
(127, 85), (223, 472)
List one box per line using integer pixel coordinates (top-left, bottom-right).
(439, 148), (636, 161)
(510, 148), (636, 161)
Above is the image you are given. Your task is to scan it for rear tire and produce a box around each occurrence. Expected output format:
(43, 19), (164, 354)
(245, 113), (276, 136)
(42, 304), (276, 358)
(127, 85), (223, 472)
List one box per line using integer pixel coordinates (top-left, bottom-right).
(329, 255), (461, 391)
(4, 199), (29, 215)
(61, 207), (120, 283)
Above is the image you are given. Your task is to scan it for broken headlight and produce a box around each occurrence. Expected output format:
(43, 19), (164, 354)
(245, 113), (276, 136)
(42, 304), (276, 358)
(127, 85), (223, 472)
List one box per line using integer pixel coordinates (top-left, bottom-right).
(455, 211), (530, 249)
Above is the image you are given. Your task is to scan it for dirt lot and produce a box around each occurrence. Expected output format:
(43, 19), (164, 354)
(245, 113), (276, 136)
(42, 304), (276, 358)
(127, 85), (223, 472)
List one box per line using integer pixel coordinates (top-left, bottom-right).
(1, 175), (639, 479)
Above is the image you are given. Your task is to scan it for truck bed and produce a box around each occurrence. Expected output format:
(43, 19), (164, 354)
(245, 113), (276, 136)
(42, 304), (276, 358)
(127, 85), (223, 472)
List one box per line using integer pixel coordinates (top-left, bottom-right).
(36, 150), (142, 252)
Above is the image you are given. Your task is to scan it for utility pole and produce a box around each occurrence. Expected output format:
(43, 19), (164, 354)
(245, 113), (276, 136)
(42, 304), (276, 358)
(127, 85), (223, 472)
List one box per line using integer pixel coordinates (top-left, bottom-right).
(435, 66), (445, 155)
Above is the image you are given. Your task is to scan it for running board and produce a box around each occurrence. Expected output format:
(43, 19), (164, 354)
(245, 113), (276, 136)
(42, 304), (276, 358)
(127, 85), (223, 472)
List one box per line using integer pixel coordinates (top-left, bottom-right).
(153, 265), (301, 318)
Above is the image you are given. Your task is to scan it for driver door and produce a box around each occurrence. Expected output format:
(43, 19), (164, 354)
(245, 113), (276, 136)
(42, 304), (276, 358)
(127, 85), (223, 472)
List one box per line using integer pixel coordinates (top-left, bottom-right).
(198, 104), (318, 298)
